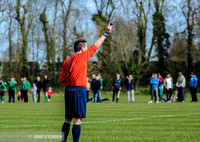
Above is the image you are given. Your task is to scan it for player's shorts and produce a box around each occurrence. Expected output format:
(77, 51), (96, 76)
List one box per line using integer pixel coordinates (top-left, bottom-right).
(43, 87), (48, 93)
(65, 86), (87, 119)
(0, 91), (5, 96)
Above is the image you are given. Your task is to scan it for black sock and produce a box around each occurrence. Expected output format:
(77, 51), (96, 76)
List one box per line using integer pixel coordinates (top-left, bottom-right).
(72, 125), (81, 142)
(62, 122), (70, 142)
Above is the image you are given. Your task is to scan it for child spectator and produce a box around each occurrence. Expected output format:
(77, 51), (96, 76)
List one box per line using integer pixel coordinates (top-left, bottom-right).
(31, 83), (37, 103)
(48, 87), (53, 102)
(18, 92), (21, 101)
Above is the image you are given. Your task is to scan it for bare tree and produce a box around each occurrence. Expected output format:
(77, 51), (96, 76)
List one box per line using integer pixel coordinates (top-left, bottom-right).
(15, 0), (34, 76)
(181, 0), (200, 75)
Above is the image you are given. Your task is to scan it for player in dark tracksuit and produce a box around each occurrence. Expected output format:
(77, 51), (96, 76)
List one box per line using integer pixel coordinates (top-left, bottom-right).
(43, 75), (49, 102)
(35, 76), (43, 102)
(112, 73), (123, 103)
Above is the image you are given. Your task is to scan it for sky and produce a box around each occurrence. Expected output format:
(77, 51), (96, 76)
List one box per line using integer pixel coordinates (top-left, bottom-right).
(0, 0), (188, 62)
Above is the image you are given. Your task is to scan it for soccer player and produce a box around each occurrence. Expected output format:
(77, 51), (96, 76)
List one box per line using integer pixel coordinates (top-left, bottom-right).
(7, 77), (18, 103)
(0, 78), (6, 103)
(60, 24), (112, 142)
(112, 73), (123, 103)
(21, 77), (31, 103)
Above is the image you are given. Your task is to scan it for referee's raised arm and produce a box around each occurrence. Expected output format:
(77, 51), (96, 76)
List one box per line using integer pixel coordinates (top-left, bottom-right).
(94, 23), (112, 47)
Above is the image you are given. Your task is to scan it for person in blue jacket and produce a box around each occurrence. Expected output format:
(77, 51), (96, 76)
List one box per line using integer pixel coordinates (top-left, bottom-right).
(125, 75), (134, 103)
(148, 73), (159, 103)
(190, 72), (198, 102)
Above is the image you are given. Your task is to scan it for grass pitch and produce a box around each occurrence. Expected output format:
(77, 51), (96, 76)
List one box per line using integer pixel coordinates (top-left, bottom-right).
(0, 92), (200, 142)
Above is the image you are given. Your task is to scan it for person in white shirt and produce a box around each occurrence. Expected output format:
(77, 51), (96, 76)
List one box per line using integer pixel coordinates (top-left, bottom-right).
(164, 73), (173, 103)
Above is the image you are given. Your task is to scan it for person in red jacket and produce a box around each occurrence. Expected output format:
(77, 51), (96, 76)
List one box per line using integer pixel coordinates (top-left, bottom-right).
(158, 73), (164, 102)
(60, 24), (112, 142)
(47, 87), (53, 102)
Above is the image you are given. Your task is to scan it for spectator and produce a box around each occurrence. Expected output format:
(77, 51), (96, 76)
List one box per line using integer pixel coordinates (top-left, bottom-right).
(47, 87), (53, 102)
(43, 75), (49, 102)
(98, 74), (103, 101)
(35, 76), (43, 103)
(18, 92), (21, 101)
(176, 72), (186, 102)
(164, 73), (173, 103)
(7, 77), (17, 103)
(150, 73), (155, 96)
(91, 74), (96, 102)
(112, 73), (123, 103)
(86, 77), (90, 102)
(20, 78), (23, 101)
(31, 83), (37, 103)
(125, 75), (134, 103)
(92, 76), (101, 102)
(148, 73), (159, 103)
(0, 78), (6, 103)
(21, 77), (31, 103)
(189, 72), (198, 102)
(158, 73), (164, 102)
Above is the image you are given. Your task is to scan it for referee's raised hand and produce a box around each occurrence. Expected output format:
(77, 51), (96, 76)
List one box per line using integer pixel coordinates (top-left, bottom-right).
(105, 23), (112, 34)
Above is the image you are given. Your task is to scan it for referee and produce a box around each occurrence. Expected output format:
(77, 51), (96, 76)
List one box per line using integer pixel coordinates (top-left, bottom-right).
(60, 24), (112, 142)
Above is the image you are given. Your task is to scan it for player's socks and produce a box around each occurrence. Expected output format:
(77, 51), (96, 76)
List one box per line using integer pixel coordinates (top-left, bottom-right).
(72, 124), (81, 142)
(2, 96), (5, 102)
(62, 122), (70, 142)
(45, 96), (48, 102)
(116, 98), (119, 103)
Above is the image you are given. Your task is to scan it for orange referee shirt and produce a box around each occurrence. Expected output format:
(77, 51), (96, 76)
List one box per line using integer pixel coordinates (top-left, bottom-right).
(60, 44), (98, 88)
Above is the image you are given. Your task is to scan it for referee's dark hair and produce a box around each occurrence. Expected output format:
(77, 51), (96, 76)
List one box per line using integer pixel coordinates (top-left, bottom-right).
(74, 39), (87, 53)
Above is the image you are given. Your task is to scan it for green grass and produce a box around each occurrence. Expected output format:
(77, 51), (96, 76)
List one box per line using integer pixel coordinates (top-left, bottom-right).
(0, 92), (200, 142)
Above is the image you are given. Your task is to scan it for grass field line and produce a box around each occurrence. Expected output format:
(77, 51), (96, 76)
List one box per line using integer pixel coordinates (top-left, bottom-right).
(82, 113), (200, 124)
(2, 113), (200, 128)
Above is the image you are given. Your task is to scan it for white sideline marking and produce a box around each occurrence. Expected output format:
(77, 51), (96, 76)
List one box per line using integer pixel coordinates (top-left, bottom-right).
(3, 124), (46, 128)
(82, 113), (200, 124)
(2, 113), (200, 128)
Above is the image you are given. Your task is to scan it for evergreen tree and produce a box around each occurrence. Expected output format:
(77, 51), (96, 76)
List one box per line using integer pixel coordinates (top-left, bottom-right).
(152, 0), (170, 74)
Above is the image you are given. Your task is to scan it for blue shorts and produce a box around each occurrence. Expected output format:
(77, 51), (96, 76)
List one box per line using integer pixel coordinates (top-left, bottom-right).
(65, 86), (87, 119)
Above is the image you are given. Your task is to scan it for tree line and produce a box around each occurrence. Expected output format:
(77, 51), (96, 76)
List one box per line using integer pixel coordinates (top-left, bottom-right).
(0, 0), (200, 90)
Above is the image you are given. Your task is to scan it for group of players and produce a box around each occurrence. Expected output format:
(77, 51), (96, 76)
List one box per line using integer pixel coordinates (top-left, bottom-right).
(0, 75), (53, 103)
(149, 72), (198, 103)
